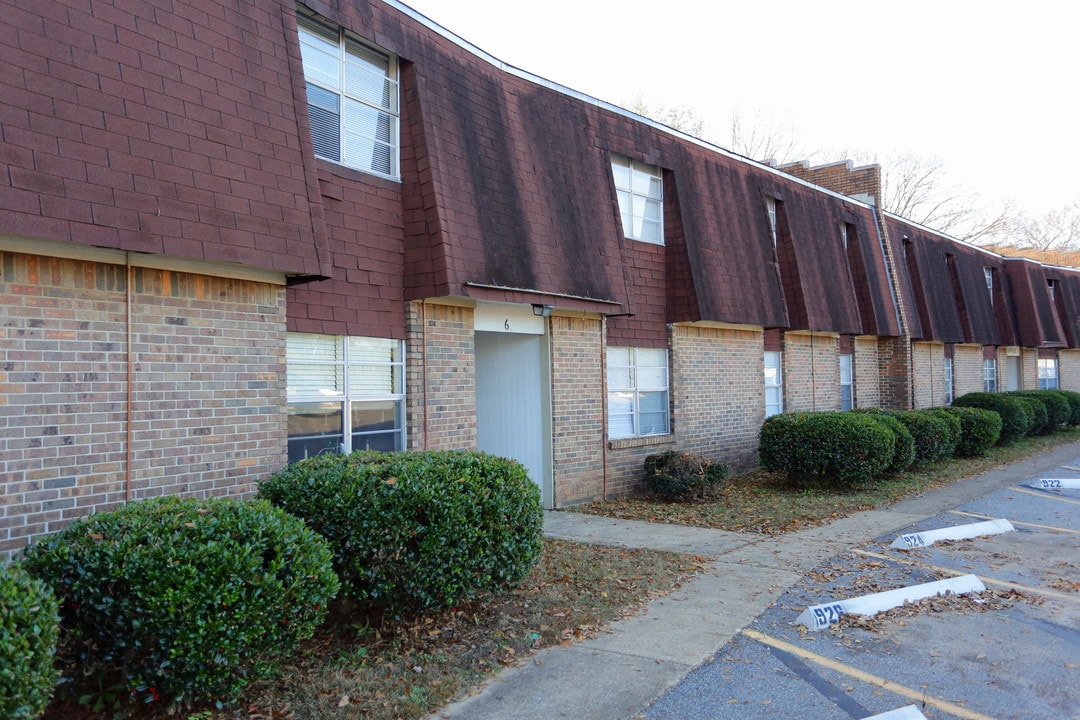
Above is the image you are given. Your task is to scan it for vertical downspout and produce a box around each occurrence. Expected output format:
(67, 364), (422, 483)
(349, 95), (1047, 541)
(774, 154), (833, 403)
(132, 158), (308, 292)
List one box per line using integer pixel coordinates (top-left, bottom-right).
(422, 300), (429, 450)
(600, 315), (608, 501)
(125, 258), (134, 503)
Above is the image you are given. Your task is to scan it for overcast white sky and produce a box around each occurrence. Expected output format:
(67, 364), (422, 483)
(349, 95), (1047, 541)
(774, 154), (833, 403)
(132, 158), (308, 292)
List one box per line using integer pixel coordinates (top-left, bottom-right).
(399, 0), (1078, 218)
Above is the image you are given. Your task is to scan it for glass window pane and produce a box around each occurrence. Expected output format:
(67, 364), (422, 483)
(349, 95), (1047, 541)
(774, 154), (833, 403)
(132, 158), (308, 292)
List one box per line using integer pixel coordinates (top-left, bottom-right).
(611, 157), (631, 190)
(638, 219), (662, 244)
(288, 333), (342, 362)
(636, 347), (666, 367)
(638, 391), (667, 414)
(641, 198), (663, 222)
(287, 402), (343, 463)
(607, 392), (633, 417)
(638, 411), (668, 436)
(298, 22), (340, 89)
(637, 365), (666, 389)
(607, 412), (634, 439)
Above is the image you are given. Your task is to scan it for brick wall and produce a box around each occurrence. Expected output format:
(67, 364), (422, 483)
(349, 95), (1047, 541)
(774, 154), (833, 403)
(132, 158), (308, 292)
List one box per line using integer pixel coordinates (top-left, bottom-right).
(671, 324), (763, 472)
(853, 337), (880, 408)
(1060, 350), (1080, 391)
(777, 160), (883, 203)
(911, 342), (948, 408)
(877, 336), (912, 410)
(783, 332), (840, 412)
(1021, 349), (1037, 389)
(1, 250), (286, 558)
(405, 301), (476, 451)
(953, 345), (985, 397)
(549, 315), (605, 505)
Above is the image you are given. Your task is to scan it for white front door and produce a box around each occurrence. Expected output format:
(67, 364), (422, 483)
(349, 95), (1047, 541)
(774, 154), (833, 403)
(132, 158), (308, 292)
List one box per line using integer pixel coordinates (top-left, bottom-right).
(475, 330), (551, 506)
(1007, 355), (1021, 391)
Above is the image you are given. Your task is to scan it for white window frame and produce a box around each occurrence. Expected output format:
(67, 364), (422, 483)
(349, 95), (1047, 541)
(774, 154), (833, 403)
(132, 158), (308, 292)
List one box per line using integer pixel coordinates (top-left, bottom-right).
(944, 357), (954, 404)
(765, 350), (783, 417)
(1038, 357), (1059, 390)
(606, 347), (670, 439)
(765, 197), (778, 247)
(984, 267), (994, 305)
(839, 353), (853, 411)
(297, 12), (400, 179)
(611, 154), (664, 245)
(983, 357), (998, 393)
(286, 333), (406, 462)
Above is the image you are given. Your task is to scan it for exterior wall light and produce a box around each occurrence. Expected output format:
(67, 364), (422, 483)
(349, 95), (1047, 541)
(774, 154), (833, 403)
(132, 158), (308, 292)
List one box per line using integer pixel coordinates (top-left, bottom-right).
(531, 304), (553, 317)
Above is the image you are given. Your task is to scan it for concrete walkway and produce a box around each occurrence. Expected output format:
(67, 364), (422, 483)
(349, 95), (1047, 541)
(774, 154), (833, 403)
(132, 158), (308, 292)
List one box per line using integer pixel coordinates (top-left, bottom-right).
(429, 440), (1080, 720)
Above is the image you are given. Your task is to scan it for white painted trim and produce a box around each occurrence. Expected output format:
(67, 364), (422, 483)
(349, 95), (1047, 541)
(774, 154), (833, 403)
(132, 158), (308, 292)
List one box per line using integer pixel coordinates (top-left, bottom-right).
(797, 574), (987, 630)
(0, 236), (287, 285)
(891, 519), (1015, 549)
(474, 301), (546, 335)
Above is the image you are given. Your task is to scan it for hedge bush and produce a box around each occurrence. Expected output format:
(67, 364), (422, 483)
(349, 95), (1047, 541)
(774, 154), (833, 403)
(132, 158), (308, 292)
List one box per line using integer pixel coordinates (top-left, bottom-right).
(1012, 395), (1049, 435)
(953, 392), (1033, 444)
(919, 408), (962, 458)
(942, 406), (1002, 457)
(644, 451), (728, 501)
(259, 450), (544, 614)
(23, 497), (339, 706)
(1, 561), (59, 720)
(1012, 390), (1071, 429)
(1056, 389), (1080, 425)
(759, 411), (894, 485)
(890, 410), (956, 464)
(856, 410), (916, 473)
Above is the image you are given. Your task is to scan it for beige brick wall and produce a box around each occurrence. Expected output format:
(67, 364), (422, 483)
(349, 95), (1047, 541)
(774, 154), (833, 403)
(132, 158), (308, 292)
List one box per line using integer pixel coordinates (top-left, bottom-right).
(1, 251), (286, 558)
(783, 332), (840, 412)
(405, 301), (476, 451)
(1060, 350), (1080, 391)
(671, 324), (763, 472)
(549, 315), (605, 505)
(877, 336), (912, 410)
(1021, 349), (1037, 389)
(853, 337), (880, 408)
(953, 345), (986, 398)
(911, 342), (949, 408)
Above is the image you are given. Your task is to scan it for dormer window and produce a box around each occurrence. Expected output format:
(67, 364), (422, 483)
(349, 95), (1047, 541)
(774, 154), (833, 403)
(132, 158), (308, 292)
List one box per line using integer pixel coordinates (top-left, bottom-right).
(611, 154), (664, 245)
(297, 12), (400, 179)
(1048, 279), (1057, 301)
(765, 197), (778, 247)
(984, 267), (993, 305)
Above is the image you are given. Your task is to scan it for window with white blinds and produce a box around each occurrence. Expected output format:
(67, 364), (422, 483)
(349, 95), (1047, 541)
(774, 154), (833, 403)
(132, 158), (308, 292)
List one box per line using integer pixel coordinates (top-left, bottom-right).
(607, 346), (670, 439)
(297, 12), (399, 178)
(764, 351), (783, 418)
(286, 333), (405, 462)
(611, 154), (664, 245)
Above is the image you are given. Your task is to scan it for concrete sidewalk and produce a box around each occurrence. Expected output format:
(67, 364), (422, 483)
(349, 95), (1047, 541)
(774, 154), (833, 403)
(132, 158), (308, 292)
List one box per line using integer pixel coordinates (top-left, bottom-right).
(429, 440), (1080, 720)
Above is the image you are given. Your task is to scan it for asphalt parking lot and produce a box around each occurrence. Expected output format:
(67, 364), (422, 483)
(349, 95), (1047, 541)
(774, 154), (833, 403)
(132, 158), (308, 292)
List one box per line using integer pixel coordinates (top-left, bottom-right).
(645, 469), (1080, 720)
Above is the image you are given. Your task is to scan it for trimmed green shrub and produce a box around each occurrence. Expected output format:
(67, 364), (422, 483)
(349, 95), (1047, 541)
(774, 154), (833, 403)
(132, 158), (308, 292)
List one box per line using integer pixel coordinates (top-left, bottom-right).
(920, 408), (962, 457)
(759, 411), (894, 486)
(259, 450), (544, 614)
(1, 561), (59, 720)
(23, 497), (338, 706)
(1055, 389), (1080, 425)
(953, 392), (1033, 444)
(1013, 390), (1071, 429)
(942, 406), (1002, 456)
(1012, 395), (1049, 435)
(644, 451), (728, 500)
(855, 410), (916, 473)
(891, 410), (955, 464)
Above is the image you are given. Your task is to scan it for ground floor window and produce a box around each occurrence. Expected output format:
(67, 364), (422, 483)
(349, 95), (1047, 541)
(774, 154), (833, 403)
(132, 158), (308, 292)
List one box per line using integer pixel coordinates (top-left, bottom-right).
(983, 358), (998, 393)
(944, 357), (954, 404)
(286, 333), (405, 463)
(1038, 357), (1059, 389)
(607, 346), (670, 438)
(765, 351), (783, 417)
(839, 354), (853, 410)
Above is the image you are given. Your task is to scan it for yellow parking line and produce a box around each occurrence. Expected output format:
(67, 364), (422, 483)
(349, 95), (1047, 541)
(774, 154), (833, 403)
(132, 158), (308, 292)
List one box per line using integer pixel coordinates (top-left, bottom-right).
(741, 629), (998, 720)
(1013, 486), (1080, 506)
(947, 510), (1080, 535)
(850, 549), (1080, 604)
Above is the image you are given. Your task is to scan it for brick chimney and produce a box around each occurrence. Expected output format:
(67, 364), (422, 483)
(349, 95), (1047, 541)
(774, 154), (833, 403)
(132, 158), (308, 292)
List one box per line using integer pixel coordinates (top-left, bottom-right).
(775, 160), (882, 207)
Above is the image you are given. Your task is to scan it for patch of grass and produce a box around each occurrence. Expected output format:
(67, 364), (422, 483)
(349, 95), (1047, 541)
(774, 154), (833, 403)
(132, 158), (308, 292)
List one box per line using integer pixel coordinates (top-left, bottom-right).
(41, 540), (706, 720)
(574, 428), (1080, 534)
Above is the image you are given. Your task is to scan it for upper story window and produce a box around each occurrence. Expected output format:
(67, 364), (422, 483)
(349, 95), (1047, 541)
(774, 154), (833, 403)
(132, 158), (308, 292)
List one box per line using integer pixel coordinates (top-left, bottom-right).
(297, 12), (400, 179)
(1048, 279), (1057, 301)
(944, 357), (954, 404)
(611, 154), (664, 245)
(607, 347), (670, 438)
(765, 197), (778, 247)
(1038, 357), (1059, 390)
(984, 267), (994, 305)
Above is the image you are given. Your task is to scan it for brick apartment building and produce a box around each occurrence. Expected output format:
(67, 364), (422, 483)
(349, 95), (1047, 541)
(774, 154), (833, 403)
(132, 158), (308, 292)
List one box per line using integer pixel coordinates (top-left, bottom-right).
(2, 0), (1078, 556)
